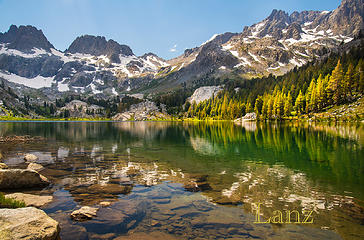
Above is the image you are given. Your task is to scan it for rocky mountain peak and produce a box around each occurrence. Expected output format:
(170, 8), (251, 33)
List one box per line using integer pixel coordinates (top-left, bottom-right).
(268, 9), (290, 22)
(326, 0), (364, 36)
(66, 35), (134, 63)
(0, 25), (54, 52)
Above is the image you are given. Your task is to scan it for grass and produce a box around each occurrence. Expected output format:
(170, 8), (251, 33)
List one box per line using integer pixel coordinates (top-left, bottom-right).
(0, 193), (26, 208)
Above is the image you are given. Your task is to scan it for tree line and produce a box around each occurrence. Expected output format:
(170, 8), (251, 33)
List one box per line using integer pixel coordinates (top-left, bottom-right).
(185, 42), (364, 120)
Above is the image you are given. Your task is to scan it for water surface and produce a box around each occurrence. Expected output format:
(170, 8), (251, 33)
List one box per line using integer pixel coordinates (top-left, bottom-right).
(0, 121), (363, 240)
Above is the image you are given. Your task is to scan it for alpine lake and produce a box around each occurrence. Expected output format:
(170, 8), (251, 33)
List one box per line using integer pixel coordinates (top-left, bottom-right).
(0, 121), (363, 240)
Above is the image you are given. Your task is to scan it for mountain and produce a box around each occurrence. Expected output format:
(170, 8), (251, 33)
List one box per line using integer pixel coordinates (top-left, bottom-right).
(0, 26), (168, 98)
(0, 25), (54, 52)
(66, 35), (133, 62)
(0, 0), (362, 99)
(148, 0), (363, 92)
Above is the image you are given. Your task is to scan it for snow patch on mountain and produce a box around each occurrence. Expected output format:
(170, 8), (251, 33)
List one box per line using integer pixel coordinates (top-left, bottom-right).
(0, 71), (54, 89)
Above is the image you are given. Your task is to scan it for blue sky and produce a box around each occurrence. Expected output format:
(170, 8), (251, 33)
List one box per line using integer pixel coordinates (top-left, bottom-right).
(0, 0), (341, 59)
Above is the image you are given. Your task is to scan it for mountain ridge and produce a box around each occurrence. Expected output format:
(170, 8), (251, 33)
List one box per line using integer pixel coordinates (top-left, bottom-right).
(0, 0), (362, 97)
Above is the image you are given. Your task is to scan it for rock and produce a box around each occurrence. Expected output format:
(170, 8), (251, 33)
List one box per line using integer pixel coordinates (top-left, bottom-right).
(87, 183), (133, 195)
(99, 201), (112, 207)
(0, 169), (49, 189)
(27, 162), (45, 172)
(112, 100), (169, 121)
(187, 86), (223, 105)
(126, 167), (140, 177)
(70, 206), (98, 221)
(184, 181), (199, 192)
(5, 193), (53, 208)
(0, 207), (60, 240)
(237, 112), (256, 122)
(0, 163), (8, 169)
(88, 233), (116, 240)
(183, 180), (211, 192)
(24, 154), (38, 162)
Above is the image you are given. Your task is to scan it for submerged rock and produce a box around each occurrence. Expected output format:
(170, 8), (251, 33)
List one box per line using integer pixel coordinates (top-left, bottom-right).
(0, 163), (8, 169)
(27, 162), (45, 172)
(99, 201), (112, 207)
(70, 206), (98, 221)
(5, 193), (53, 208)
(24, 153), (38, 162)
(0, 207), (60, 240)
(0, 169), (49, 189)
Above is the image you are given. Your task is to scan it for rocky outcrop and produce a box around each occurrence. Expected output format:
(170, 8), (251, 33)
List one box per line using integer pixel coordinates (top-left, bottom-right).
(5, 193), (53, 208)
(112, 100), (169, 121)
(188, 86), (223, 104)
(324, 0), (364, 36)
(0, 207), (60, 240)
(70, 206), (98, 221)
(56, 100), (104, 118)
(234, 112), (257, 122)
(0, 169), (49, 189)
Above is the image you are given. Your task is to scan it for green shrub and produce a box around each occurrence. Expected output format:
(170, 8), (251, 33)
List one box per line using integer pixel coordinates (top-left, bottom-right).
(0, 193), (26, 208)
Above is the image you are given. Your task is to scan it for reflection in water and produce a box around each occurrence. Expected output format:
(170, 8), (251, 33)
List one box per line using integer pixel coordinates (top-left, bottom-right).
(0, 121), (363, 239)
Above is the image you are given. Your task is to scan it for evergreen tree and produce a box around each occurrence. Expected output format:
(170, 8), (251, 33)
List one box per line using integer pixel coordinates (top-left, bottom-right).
(284, 92), (293, 117)
(344, 63), (355, 97)
(326, 60), (344, 105)
(254, 96), (263, 116)
(295, 90), (305, 114)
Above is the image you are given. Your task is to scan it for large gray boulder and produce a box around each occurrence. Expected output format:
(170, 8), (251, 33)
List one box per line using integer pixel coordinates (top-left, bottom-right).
(0, 169), (49, 189)
(0, 207), (60, 240)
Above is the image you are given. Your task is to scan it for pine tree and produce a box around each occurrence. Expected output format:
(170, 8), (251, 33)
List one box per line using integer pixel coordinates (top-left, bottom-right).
(254, 96), (263, 117)
(295, 90), (305, 114)
(246, 102), (253, 113)
(327, 60), (344, 105)
(344, 63), (355, 98)
(306, 79), (315, 112)
(284, 92), (293, 117)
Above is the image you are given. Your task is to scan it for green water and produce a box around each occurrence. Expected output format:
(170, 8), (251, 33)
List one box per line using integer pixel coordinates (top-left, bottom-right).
(0, 121), (363, 239)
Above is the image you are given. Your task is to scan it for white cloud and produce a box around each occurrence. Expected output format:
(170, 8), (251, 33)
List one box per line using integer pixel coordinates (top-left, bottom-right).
(169, 44), (177, 52)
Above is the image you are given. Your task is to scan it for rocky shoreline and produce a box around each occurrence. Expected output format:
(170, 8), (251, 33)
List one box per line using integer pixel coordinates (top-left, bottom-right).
(0, 156), (60, 240)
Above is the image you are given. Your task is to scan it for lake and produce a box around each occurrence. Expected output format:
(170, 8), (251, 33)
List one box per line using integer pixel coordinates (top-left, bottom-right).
(0, 121), (363, 240)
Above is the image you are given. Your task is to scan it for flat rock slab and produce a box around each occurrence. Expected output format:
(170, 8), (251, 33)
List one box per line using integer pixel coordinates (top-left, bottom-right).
(0, 207), (60, 240)
(71, 206), (99, 221)
(5, 193), (53, 208)
(0, 169), (49, 190)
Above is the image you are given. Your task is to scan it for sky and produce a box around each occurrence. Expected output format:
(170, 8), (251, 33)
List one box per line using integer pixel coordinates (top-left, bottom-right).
(0, 0), (341, 60)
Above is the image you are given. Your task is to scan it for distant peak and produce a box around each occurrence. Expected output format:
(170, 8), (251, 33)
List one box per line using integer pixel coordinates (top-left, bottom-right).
(0, 24), (54, 52)
(66, 34), (134, 62)
(268, 9), (289, 20)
